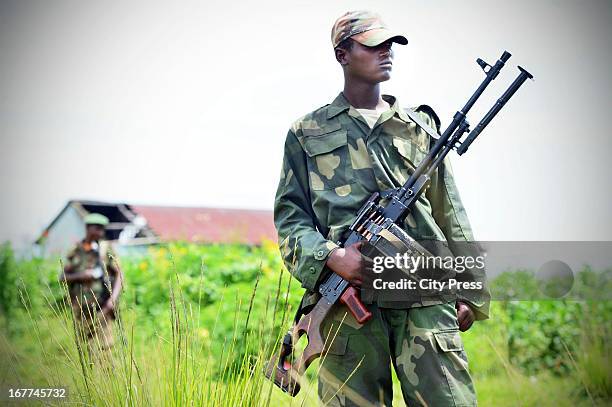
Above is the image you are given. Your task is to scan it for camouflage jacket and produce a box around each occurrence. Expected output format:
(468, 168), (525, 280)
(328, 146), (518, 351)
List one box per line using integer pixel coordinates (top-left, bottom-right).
(274, 93), (490, 319)
(64, 240), (118, 310)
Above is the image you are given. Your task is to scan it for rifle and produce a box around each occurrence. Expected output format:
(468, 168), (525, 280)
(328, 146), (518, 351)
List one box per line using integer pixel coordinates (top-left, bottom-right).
(265, 51), (533, 395)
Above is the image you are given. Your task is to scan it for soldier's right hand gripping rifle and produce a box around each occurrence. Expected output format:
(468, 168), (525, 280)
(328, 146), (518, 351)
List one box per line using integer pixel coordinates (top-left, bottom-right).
(265, 51), (533, 396)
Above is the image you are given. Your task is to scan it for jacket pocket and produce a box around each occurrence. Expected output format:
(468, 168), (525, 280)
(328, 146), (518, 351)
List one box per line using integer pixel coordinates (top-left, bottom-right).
(391, 136), (432, 210)
(392, 136), (427, 171)
(302, 129), (354, 191)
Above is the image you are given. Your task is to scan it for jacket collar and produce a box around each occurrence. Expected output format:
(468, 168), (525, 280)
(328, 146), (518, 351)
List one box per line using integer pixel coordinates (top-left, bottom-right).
(326, 92), (351, 119)
(327, 92), (412, 124)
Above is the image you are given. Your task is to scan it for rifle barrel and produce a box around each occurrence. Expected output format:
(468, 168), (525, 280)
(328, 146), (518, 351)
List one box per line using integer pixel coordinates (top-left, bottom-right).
(457, 66), (534, 155)
(398, 51), (512, 200)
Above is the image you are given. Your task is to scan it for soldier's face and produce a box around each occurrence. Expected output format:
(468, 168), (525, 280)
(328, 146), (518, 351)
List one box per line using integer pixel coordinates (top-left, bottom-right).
(343, 40), (394, 84)
(86, 224), (105, 241)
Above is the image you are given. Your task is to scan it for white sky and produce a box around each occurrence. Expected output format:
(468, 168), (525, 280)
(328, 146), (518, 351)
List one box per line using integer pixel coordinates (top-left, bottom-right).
(1, 0), (611, 248)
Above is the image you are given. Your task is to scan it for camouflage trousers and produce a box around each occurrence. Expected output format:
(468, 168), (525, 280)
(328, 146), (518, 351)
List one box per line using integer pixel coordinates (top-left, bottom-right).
(318, 302), (477, 407)
(72, 304), (115, 354)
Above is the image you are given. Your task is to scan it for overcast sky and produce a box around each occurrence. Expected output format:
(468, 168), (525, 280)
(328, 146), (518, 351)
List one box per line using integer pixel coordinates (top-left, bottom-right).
(1, 0), (611, 248)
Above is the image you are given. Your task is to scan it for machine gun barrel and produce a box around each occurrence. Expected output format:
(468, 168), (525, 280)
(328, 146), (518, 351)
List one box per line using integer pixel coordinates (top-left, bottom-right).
(397, 51), (512, 201)
(457, 66), (534, 155)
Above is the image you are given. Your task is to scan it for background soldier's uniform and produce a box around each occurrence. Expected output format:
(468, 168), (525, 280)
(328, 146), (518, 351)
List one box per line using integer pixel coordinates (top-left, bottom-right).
(274, 92), (490, 406)
(65, 240), (118, 351)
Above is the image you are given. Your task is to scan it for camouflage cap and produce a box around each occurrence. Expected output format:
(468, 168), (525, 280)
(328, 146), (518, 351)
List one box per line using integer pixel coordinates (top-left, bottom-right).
(84, 213), (109, 226)
(331, 10), (408, 49)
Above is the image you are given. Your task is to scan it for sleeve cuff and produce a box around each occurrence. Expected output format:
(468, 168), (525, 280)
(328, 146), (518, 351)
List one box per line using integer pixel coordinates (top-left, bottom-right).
(458, 297), (490, 321)
(300, 240), (339, 291)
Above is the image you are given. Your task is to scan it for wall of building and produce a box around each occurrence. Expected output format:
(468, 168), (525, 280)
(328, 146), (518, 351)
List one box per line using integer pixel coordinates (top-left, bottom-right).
(41, 205), (85, 256)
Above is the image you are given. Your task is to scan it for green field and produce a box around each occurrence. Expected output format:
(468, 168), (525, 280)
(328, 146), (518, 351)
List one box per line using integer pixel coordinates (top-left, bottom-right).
(0, 242), (610, 406)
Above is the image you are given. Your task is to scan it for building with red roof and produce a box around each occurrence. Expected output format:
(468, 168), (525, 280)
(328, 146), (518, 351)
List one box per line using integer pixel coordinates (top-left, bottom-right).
(36, 200), (277, 255)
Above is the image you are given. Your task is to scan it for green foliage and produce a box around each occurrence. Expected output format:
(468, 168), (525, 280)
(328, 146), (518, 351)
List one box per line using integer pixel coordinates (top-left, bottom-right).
(491, 267), (612, 302)
(115, 241), (304, 374)
(506, 300), (581, 375)
(574, 321), (612, 400)
(0, 241), (320, 406)
(490, 269), (540, 300)
(0, 241), (610, 405)
(489, 268), (611, 379)
(462, 301), (511, 378)
(123, 242), (283, 310)
(0, 243), (65, 336)
(0, 243), (16, 319)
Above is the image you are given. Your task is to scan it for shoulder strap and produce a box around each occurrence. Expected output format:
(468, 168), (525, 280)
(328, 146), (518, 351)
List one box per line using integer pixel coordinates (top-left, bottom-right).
(98, 241), (110, 269)
(403, 107), (440, 140)
(99, 241), (108, 258)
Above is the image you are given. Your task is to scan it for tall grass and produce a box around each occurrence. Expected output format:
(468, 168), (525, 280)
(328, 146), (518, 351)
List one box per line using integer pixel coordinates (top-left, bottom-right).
(0, 252), (320, 406)
(0, 243), (610, 406)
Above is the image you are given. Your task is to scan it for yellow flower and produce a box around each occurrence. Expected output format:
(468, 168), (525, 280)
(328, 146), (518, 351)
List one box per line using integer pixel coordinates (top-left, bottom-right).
(261, 239), (278, 252)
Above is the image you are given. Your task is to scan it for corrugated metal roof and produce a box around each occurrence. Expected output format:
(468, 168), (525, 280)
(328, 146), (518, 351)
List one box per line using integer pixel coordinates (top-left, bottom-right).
(131, 205), (277, 245)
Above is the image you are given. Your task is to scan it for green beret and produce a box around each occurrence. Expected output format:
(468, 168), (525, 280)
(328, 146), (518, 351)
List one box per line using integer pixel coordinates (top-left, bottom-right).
(84, 213), (109, 226)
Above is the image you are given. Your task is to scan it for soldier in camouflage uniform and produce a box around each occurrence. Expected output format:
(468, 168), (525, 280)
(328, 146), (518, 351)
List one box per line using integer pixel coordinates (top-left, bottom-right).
(61, 213), (123, 353)
(274, 10), (490, 406)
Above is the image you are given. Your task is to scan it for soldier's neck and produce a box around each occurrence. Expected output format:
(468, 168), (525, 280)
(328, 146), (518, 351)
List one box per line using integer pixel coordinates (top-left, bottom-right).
(343, 81), (383, 110)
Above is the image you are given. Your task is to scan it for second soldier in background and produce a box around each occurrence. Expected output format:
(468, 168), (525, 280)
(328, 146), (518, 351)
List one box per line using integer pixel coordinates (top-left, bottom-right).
(61, 213), (123, 357)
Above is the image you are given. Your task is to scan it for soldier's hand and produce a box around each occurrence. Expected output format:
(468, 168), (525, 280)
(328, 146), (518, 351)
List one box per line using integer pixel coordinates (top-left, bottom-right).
(100, 299), (116, 319)
(325, 241), (365, 287)
(456, 301), (475, 331)
(79, 269), (97, 282)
